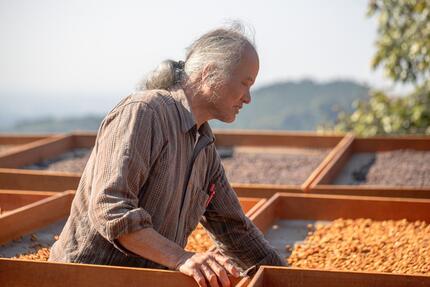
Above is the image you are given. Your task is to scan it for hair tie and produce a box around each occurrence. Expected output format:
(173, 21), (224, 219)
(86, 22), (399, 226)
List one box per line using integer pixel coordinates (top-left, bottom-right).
(174, 60), (185, 84)
(176, 60), (185, 70)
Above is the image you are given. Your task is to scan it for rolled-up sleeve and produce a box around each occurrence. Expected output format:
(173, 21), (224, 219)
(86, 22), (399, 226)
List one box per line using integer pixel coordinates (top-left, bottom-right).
(88, 101), (164, 254)
(200, 147), (285, 274)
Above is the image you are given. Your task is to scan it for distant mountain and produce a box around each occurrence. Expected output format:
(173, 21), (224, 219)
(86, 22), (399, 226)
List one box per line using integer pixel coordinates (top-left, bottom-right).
(8, 115), (103, 133)
(210, 79), (370, 130)
(1, 79), (369, 133)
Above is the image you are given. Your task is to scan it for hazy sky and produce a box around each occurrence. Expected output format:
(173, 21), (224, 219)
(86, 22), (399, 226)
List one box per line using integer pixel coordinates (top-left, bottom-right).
(0, 0), (409, 124)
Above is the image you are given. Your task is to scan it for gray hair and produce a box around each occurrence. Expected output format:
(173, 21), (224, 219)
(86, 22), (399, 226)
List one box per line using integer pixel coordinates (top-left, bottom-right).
(139, 23), (256, 91)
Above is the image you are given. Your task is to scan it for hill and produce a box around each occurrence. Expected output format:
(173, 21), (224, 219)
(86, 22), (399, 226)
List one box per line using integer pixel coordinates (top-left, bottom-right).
(2, 79), (369, 133)
(210, 79), (369, 130)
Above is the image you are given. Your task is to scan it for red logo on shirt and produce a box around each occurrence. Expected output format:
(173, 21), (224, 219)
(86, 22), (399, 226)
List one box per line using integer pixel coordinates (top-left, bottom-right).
(206, 183), (216, 207)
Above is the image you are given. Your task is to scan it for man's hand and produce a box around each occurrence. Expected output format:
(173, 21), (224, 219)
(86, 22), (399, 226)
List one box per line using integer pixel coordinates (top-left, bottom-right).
(175, 251), (240, 287)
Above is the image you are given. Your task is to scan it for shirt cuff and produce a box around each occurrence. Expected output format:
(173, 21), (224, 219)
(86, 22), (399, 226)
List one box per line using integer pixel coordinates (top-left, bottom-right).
(95, 207), (153, 256)
(242, 250), (286, 276)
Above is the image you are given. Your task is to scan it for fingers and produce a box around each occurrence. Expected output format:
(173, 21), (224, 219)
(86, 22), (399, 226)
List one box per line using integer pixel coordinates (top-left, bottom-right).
(177, 252), (239, 287)
(191, 269), (207, 287)
(201, 263), (220, 287)
(207, 258), (230, 287)
(213, 253), (239, 278)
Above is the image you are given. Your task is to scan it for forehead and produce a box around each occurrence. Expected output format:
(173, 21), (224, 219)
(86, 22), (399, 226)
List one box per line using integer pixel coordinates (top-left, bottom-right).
(233, 45), (259, 80)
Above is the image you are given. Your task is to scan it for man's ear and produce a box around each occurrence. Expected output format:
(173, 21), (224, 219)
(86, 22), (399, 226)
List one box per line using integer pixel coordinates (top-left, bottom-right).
(201, 62), (217, 85)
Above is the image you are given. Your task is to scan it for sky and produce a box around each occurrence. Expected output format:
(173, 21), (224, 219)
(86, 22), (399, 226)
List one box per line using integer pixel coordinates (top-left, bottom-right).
(0, 0), (410, 124)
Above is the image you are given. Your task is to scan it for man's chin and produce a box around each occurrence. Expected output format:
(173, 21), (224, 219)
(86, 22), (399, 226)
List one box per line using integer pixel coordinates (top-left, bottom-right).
(220, 115), (236, 123)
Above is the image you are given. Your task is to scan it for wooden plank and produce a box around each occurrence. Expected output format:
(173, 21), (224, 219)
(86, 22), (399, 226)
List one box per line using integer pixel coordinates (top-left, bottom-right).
(243, 198), (266, 218)
(249, 194), (280, 234)
(233, 183), (302, 199)
(354, 136), (430, 152)
(0, 194), (259, 246)
(307, 136), (430, 198)
(250, 193), (430, 234)
(239, 198), (264, 216)
(0, 191), (75, 244)
(302, 133), (354, 191)
(311, 185), (430, 199)
(0, 134), (73, 168)
(213, 129), (343, 148)
(248, 266), (430, 287)
(0, 134), (51, 145)
(235, 276), (252, 287)
(72, 132), (96, 148)
(0, 168), (80, 191)
(308, 133), (355, 187)
(0, 190), (57, 211)
(0, 259), (201, 287)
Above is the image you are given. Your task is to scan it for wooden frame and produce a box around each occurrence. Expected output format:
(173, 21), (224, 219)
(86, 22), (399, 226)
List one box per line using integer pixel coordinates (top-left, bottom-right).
(0, 131), (346, 201)
(0, 193), (264, 245)
(0, 134), (51, 156)
(0, 195), (262, 286)
(0, 132), (95, 172)
(0, 168), (301, 199)
(309, 135), (430, 198)
(0, 190), (75, 244)
(0, 168), (80, 191)
(0, 258), (246, 287)
(0, 131), (345, 199)
(213, 129), (343, 148)
(251, 192), (430, 234)
(0, 190), (57, 214)
(246, 266), (430, 287)
(249, 192), (430, 278)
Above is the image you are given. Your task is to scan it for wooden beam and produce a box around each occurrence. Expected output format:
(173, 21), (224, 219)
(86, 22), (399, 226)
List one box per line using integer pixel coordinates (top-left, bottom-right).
(311, 185), (430, 199)
(247, 266), (430, 287)
(308, 133), (355, 187)
(233, 183), (302, 199)
(250, 193), (430, 234)
(212, 129), (343, 148)
(0, 191), (75, 244)
(239, 198), (265, 216)
(0, 190), (57, 211)
(0, 134), (73, 168)
(0, 259), (211, 287)
(0, 168), (80, 191)
(71, 132), (96, 148)
(302, 133), (354, 191)
(354, 136), (430, 152)
(249, 194), (280, 234)
(0, 134), (51, 145)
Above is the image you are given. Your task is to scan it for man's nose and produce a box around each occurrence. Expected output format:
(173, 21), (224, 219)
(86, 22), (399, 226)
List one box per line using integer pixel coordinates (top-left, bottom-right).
(243, 90), (251, 104)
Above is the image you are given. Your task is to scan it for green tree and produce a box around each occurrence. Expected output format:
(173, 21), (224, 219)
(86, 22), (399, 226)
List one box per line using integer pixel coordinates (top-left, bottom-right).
(369, 0), (430, 83)
(325, 0), (430, 136)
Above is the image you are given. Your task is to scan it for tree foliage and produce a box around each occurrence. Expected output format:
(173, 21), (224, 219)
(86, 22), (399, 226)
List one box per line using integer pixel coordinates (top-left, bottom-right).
(369, 0), (430, 83)
(326, 82), (430, 136)
(325, 0), (430, 136)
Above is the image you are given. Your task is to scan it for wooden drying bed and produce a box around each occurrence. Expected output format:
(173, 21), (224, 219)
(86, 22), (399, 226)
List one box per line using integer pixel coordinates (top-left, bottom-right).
(0, 259), (245, 287)
(309, 135), (430, 198)
(250, 192), (430, 277)
(0, 130), (342, 191)
(0, 191), (264, 250)
(246, 266), (430, 287)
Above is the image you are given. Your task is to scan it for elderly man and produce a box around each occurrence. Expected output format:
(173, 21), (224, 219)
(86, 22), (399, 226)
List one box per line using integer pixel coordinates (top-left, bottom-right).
(49, 24), (284, 287)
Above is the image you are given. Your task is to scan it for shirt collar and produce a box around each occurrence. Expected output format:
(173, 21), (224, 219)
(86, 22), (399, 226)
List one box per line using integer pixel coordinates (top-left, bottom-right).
(169, 85), (215, 142)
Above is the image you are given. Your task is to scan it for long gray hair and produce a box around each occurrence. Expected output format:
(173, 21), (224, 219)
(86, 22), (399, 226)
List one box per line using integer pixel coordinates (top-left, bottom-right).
(139, 23), (256, 91)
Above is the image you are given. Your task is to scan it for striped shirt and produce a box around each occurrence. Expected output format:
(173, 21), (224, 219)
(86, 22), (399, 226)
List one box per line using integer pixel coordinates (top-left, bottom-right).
(49, 86), (284, 273)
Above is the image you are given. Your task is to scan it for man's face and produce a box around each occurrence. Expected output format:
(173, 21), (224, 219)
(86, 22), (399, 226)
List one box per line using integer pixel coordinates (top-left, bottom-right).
(208, 45), (259, 123)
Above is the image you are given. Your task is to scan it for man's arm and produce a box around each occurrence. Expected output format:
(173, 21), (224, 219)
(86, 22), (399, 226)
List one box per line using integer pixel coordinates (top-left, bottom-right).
(117, 228), (240, 287)
(200, 147), (285, 275)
